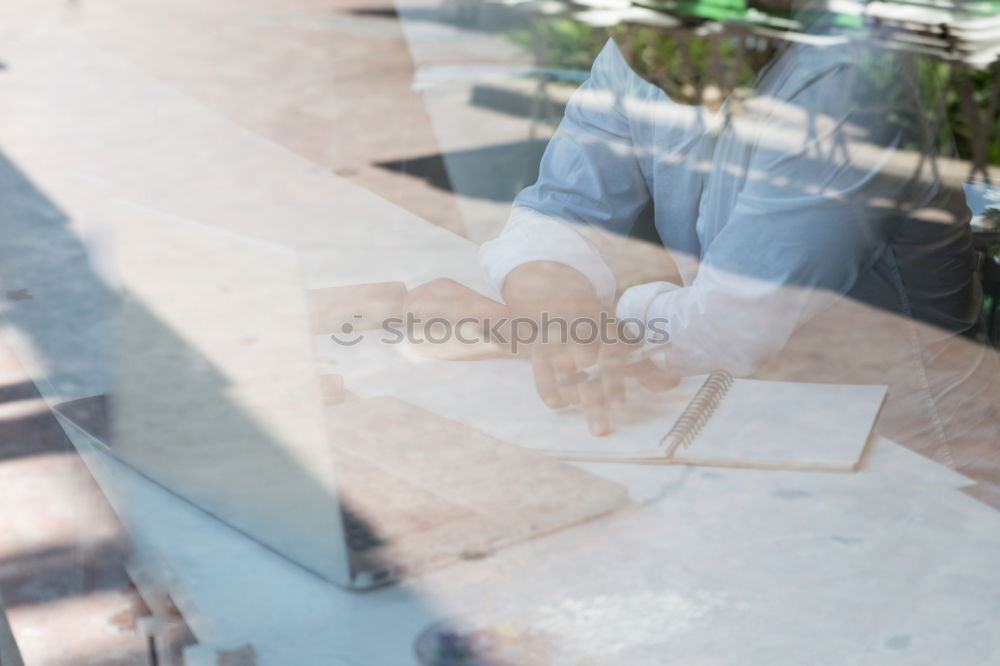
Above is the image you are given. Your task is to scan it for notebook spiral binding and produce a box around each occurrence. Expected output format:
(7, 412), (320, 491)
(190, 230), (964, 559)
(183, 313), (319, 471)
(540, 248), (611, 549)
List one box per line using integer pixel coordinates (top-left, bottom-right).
(659, 370), (735, 457)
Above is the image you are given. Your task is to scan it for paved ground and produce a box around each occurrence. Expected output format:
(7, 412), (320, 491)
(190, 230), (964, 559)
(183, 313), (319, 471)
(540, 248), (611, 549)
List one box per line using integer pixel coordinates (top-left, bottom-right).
(64, 0), (546, 241)
(0, 336), (147, 666)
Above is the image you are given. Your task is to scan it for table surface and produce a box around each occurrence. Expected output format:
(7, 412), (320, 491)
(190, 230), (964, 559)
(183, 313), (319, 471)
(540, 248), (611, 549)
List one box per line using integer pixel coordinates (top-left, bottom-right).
(59, 416), (1000, 666)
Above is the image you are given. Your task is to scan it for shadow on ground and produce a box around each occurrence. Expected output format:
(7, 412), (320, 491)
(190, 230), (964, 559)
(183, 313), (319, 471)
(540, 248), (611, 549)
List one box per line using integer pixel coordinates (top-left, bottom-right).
(375, 139), (547, 203)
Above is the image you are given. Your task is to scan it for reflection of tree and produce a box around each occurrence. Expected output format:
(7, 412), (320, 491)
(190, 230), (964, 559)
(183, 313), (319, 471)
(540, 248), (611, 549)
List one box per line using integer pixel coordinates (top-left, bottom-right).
(613, 26), (775, 106)
(509, 19), (775, 106)
(510, 18), (609, 72)
(867, 54), (1000, 182)
(508, 15), (1000, 178)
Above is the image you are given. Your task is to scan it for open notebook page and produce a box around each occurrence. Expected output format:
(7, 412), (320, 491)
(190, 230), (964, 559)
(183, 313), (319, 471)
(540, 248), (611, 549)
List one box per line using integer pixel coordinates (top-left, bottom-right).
(671, 379), (886, 470)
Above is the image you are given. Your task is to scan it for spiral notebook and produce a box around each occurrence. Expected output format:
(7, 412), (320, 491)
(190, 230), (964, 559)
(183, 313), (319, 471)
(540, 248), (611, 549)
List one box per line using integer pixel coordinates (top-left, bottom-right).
(535, 370), (888, 472)
(320, 337), (889, 474)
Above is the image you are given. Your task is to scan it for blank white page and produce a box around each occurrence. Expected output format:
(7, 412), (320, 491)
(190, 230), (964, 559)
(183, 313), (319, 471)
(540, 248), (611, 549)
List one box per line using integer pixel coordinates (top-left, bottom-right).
(673, 379), (887, 470)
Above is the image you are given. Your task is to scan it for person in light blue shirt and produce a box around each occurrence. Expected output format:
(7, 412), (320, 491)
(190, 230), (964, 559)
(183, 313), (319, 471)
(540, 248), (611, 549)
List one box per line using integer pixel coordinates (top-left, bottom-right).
(479, 27), (997, 481)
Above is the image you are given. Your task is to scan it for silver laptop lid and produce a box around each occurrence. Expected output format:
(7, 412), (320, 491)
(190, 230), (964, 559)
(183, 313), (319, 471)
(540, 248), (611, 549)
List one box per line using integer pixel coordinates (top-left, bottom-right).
(107, 201), (355, 586)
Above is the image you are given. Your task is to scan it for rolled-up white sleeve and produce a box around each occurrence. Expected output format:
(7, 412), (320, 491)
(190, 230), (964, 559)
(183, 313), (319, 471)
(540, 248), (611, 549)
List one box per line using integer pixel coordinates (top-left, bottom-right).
(478, 206), (618, 305)
(617, 266), (824, 377)
(478, 38), (650, 306)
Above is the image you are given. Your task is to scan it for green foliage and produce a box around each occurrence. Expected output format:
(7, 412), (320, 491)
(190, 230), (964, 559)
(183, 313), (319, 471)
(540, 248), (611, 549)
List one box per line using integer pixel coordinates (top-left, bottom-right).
(507, 19), (606, 71)
(944, 65), (1000, 166)
(507, 18), (765, 103)
(506, 17), (1000, 167)
(607, 26), (766, 102)
(860, 53), (1000, 166)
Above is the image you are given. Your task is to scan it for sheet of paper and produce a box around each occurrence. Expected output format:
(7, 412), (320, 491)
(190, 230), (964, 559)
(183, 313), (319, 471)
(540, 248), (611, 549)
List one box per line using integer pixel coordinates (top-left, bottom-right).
(319, 333), (704, 457)
(320, 334), (886, 468)
(863, 438), (974, 489)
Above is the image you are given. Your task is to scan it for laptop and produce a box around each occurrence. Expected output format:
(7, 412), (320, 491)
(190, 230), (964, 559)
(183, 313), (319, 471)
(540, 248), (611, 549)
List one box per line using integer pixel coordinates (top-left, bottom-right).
(54, 202), (628, 589)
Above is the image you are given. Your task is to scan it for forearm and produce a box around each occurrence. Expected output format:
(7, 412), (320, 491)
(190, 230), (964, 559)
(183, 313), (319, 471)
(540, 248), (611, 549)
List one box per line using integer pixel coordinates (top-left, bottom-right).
(503, 261), (603, 321)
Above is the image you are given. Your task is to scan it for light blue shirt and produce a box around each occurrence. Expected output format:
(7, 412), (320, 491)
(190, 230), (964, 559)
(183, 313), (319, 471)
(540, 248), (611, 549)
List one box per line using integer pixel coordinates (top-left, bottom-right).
(480, 37), (982, 377)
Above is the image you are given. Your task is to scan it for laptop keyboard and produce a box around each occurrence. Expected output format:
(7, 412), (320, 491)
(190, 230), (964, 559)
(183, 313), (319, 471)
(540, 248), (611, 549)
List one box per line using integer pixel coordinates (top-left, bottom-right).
(341, 505), (384, 552)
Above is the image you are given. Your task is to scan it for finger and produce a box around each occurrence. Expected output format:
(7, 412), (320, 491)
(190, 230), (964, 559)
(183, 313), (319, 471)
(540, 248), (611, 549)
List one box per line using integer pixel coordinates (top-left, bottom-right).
(571, 345), (610, 436)
(550, 350), (581, 405)
(531, 348), (568, 409)
(630, 360), (682, 392)
(579, 377), (610, 436)
(599, 343), (627, 405)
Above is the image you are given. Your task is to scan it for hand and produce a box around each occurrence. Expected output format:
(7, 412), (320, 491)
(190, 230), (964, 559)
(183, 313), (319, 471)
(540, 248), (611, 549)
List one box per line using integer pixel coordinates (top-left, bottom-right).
(504, 262), (679, 436)
(403, 277), (510, 325)
(531, 328), (681, 436)
(531, 335), (625, 436)
(402, 278), (511, 359)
